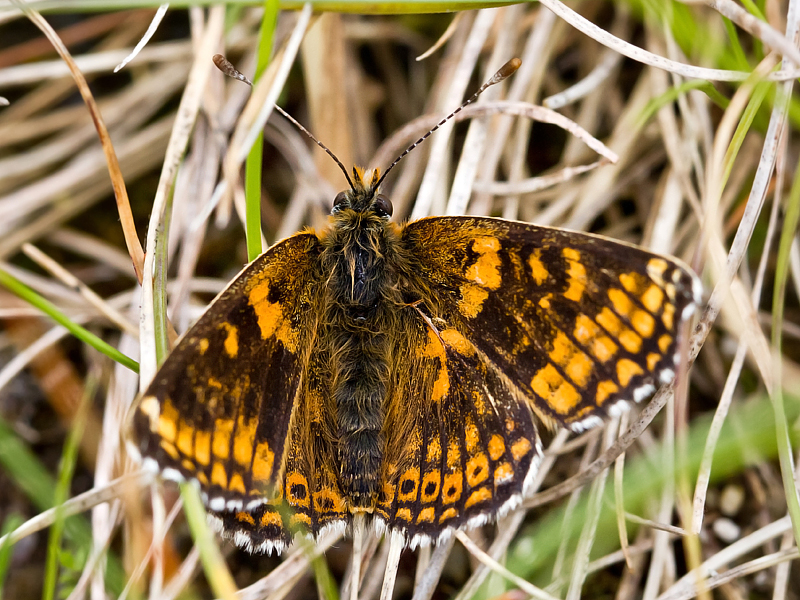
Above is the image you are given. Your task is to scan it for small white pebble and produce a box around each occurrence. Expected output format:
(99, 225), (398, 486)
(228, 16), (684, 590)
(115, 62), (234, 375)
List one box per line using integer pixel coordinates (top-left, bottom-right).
(719, 484), (745, 516)
(713, 517), (741, 543)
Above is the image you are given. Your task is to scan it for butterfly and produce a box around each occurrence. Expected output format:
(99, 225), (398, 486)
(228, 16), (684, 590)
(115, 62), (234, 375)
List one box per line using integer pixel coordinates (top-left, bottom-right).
(127, 59), (701, 554)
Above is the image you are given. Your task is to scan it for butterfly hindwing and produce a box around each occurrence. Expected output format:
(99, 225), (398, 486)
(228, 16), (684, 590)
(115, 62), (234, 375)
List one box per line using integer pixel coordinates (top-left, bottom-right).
(401, 216), (700, 431)
(129, 232), (323, 511)
(375, 312), (540, 544)
(208, 343), (350, 554)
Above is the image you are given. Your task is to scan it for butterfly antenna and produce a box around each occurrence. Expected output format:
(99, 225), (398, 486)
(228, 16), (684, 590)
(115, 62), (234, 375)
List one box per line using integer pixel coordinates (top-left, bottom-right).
(374, 57), (521, 190)
(212, 54), (355, 191)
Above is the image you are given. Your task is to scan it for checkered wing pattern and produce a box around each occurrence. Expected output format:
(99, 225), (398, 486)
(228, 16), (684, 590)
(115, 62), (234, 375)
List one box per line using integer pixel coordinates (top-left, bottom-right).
(401, 216), (701, 432)
(128, 233), (323, 512)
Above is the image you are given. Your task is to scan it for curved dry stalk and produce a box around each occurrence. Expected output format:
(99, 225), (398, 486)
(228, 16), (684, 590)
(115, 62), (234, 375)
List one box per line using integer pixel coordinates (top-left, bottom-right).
(139, 5), (225, 386)
(0, 470), (151, 548)
(540, 0), (800, 82)
(9, 0), (145, 283)
(113, 3), (168, 72)
(410, 9), (494, 219)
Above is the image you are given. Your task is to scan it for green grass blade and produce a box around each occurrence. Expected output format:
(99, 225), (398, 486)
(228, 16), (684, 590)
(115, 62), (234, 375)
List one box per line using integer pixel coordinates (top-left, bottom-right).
(0, 268), (139, 374)
(42, 378), (93, 600)
(245, 0), (280, 261)
(180, 483), (238, 600)
(770, 154), (800, 547)
(638, 80), (730, 129)
(0, 514), (24, 596)
(0, 416), (127, 595)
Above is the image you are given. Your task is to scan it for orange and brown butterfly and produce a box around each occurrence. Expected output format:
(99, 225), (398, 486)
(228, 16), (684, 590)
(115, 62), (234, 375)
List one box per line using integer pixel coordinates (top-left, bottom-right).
(127, 59), (702, 554)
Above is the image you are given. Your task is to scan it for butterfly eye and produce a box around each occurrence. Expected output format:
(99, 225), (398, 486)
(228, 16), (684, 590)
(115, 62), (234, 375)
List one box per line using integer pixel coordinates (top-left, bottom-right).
(332, 191), (349, 212)
(374, 194), (393, 218)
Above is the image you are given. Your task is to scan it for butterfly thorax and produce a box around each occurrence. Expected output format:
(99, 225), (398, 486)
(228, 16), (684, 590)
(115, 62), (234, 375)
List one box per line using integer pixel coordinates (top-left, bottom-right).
(318, 170), (402, 509)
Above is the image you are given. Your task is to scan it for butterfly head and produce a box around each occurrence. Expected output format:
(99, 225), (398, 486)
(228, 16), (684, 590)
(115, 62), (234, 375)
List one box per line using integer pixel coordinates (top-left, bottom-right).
(330, 166), (393, 220)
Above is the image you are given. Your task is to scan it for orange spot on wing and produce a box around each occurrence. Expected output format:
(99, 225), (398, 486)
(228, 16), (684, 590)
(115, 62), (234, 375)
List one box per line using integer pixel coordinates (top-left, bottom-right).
(195, 430), (211, 466)
(233, 414), (257, 467)
(466, 237), (502, 290)
(596, 380), (618, 405)
(417, 507), (436, 523)
(458, 284), (489, 318)
(466, 454), (489, 487)
(289, 513), (311, 528)
(531, 364), (581, 413)
(488, 435), (505, 461)
(161, 441), (179, 459)
(562, 248), (586, 302)
(494, 462), (513, 484)
(313, 487), (346, 514)
(157, 399), (179, 442)
(662, 303), (675, 330)
(593, 335), (618, 363)
(658, 334), (672, 353)
(211, 462), (227, 487)
(229, 472), (246, 494)
(286, 472), (310, 508)
(465, 487), (492, 509)
(421, 471), (441, 502)
(529, 249), (549, 284)
(422, 329), (449, 402)
(236, 511), (255, 526)
(212, 419), (233, 459)
(647, 353), (660, 371)
(246, 278), (298, 352)
(596, 307), (623, 336)
(447, 442), (461, 469)
(619, 272), (640, 294)
(511, 437), (532, 461)
(631, 310), (655, 338)
(618, 329), (642, 354)
(198, 338), (210, 355)
(616, 359), (644, 387)
(465, 423), (480, 454)
(647, 258), (668, 283)
(641, 284), (664, 313)
(439, 507), (458, 522)
(608, 288), (634, 318)
(396, 508), (412, 522)
(252, 442), (275, 484)
(426, 438), (442, 463)
(441, 329), (473, 355)
(259, 511), (281, 527)
(220, 323), (239, 358)
(398, 467), (420, 502)
(176, 422), (194, 456)
(550, 330), (593, 387)
(442, 472), (463, 504)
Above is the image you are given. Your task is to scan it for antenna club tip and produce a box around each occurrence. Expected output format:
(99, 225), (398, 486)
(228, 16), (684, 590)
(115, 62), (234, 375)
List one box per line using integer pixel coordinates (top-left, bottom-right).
(499, 58), (521, 78)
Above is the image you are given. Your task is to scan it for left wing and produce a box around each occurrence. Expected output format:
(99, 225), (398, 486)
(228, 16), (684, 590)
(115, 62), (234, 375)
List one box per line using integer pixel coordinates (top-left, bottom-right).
(128, 232), (323, 511)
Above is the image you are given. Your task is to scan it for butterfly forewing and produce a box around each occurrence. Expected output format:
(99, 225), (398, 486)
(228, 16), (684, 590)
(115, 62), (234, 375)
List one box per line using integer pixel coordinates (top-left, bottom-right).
(129, 232), (323, 511)
(402, 217), (700, 431)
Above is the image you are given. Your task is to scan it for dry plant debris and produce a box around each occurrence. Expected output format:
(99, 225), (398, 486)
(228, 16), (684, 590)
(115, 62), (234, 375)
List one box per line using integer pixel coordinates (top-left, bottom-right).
(0, 2), (799, 599)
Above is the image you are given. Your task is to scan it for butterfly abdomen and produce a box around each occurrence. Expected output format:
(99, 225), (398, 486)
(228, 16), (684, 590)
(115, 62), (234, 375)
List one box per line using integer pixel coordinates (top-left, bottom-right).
(322, 215), (397, 508)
